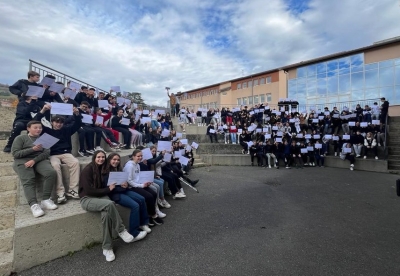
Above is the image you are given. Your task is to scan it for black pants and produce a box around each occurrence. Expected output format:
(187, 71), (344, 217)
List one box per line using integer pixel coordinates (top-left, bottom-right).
(6, 120), (28, 147)
(112, 127), (132, 148)
(276, 153), (286, 167)
(240, 141), (248, 151)
(175, 104), (180, 117)
(161, 170), (182, 194)
(364, 146), (377, 157)
(208, 133), (218, 143)
(91, 126), (105, 147)
(130, 187), (157, 216)
(77, 125), (95, 151)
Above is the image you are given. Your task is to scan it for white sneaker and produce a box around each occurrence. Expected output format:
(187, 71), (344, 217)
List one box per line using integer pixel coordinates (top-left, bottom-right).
(350, 167), (354, 171)
(161, 199), (171, 208)
(139, 225), (152, 234)
(180, 188), (185, 195)
(268, 165), (271, 168)
(375, 156), (379, 160)
(334, 152), (337, 156)
(95, 146), (104, 151)
(57, 194), (67, 204)
(132, 231), (147, 242)
(31, 204), (44, 218)
(103, 249), (115, 262)
(41, 199), (58, 210)
(350, 164), (354, 167)
(173, 192), (186, 199)
(118, 229), (134, 243)
(156, 209), (167, 218)
(363, 156), (367, 159)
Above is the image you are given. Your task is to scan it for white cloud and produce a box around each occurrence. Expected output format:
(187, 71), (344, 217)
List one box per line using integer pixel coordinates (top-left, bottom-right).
(0, 0), (398, 106)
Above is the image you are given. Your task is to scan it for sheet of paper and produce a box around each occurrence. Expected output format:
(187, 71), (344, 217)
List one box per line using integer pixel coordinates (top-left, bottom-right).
(191, 142), (199, 149)
(82, 114), (93, 124)
(161, 129), (170, 137)
(40, 77), (55, 86)
(141, 148), (153, 160)
(315, 144), (322, 149)
(142, 110), (150, 115)
(333, 136), (339, 141)
(237, 129), (243, 134)
(174, 151), (182, 158)
(301, 148), (308, 153)
(95, 116), (103, 125)
(297, 134), (303, 138)
(349, 122), (356, 126)
(312, 119), (319, 123)
(256, 128), (262, 133)
(26, 86), (45, 98)
(344, 148), (352, 153)
(343, 135), (350, 140)
(179, 156), (190, 166)
(50, 103), (73, 115)
(124, 99), (132, 105)
(277, 131), (283, 136)
(314, 134), (321, 139)
(360, 122), (368, 127)
(33, 133), (59, 149)
(280, 107), (285, 112)
(186, 145), (192, 151)
(263, 128), (269, 132)
(249, 111), (255, 115)
(230, 126), (236, 130)
(272, 126), (278, 130)
(158, 141), (172, 152)
(324, 111), (330, 116)
(333, 114), (339, 118)
(98, 100), (109, 108)
(307, 146), (314, 151)
(121, 118), (130, 125)
(305, 134), (312, 139)
(318, 116), (324, 120)
(49, 83), (64, 93)
(325, 135), (332, 139)
(64, 88), (77, 100)
(141, 117), (151, 124)
(265, 134), (271, 139)
(117, 97), (125, 105)
(180, 139), (188, 145)
(372, 120), (380, 125)
(111, 86), (121, 92)
(289, 119), (295, 123)
(138, 171), (154, 184)
(275, 138), (282, 143)
(69, 81), (81, 91)
(176, 132), (183, 138)
(247, 141), (254, 147)
(107, 172), (129, 186)
(209, 129), (216, 133)
(163, 153), (172, 162)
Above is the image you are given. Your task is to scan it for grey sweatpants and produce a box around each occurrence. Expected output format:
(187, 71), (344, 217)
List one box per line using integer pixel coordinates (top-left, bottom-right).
(80, 196), (126, 250)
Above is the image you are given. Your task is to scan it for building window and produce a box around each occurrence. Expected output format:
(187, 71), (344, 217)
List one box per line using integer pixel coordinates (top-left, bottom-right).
(266, 93), (272, 102)
(248, 96), (253, 104)
(260, 78), (265, 85)
(248, 80), (252, 87)
(266, 76), (272, 83)
(260, 94), (265, 103)
(243, 82), (247, 88)
(237, 98), (242, 105)
(253, 79), (259, 86)
(242, 97), (247, 105)
(254, 95), (259, 104)
(237, 83), (242, 89)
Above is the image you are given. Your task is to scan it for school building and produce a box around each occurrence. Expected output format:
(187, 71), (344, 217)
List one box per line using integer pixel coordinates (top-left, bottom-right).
(177, 36), (400, 115)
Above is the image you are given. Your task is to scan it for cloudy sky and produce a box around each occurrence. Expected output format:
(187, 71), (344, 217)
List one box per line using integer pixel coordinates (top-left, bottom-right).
(0, 0), (398, 106)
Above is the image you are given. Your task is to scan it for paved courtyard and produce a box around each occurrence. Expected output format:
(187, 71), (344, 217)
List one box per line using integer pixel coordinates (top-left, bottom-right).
(20, 166), (400, 276)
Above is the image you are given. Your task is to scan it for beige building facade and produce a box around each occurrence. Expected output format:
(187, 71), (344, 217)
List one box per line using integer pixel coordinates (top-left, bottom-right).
(179, 37), (400, 115)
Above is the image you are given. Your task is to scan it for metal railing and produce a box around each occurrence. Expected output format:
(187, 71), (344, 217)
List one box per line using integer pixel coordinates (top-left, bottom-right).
(29, 59), (108, 93)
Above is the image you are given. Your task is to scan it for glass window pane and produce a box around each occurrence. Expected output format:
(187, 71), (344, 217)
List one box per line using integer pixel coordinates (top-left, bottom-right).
(338, 57), (350, 75)
(317, 78), (327, 96)
(307, 79), (317, 97)
(365, 88), (378, 99)
(396, 65), (400, 85)
(339, 74), (350, 92)
(327, 60), (338, 76)
(243, 82), (247, 88)
(266, 76), (272, 83)
(351, 90), (364, 101)
(339, 94), (350, 102)
(380, 87), (393, 100)
(365, 69), (378, 88)
(380, 60), (394, 68)
(395, 58), (400, 65)
(317, 62), (326, 74)
(317, 73), (326, 79)
(254, 95), (259, 104)
(260, 94), (265, 102)
(297, 67), (307, 78)
(307, 64), (317, 77)
(266, 94), (272, 102)
(351, 72), (364, 90)
(288, 79), (297, 92)
(237, 83), (241, 89)
(394, 86), (400, 105)
(260, 78), (265, 84)
(248, 81), (252, 87)
(254, 79), (259, 86)
(248, 96), (253, 104)
(237, 98), (242, 105)
(298, 82), (306, 97)
(365, 63), (378, 71)
(350, 53), (364, 73)
(380, 67), (394, 87)
(242, 97), (247, 105)
(327, 75), (338, 95)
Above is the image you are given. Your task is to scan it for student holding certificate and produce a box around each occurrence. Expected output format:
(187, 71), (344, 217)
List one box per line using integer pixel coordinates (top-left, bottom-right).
(206, 122), (218, 143)
(340, 143), (356, 171)
(79, 150), (135, 262)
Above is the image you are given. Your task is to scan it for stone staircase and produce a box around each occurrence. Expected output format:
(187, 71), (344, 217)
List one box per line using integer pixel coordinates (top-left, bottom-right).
(388, 116), (400, 173)
(0, 139), (16, 276)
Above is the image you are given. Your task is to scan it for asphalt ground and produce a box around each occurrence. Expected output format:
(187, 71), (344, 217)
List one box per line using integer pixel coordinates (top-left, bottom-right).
(19, 166), (400, 276)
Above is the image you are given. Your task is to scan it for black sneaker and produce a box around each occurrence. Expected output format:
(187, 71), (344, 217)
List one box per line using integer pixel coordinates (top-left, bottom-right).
(153, 217), (164, 225)
(148, 218), (156, 227)
(191, 180), (199, 187)
(3, 146), (11, 153)
(78, 150), (86, 157)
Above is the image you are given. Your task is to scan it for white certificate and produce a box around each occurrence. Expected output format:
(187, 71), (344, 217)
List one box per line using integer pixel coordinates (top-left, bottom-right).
(307, 146), (314, 151)
(107, 172), (129, 186)
(82, 114), (93, 124)
(305, 134), (312, 139)
(26, 86), (45, 98)
(142, 110), (150, 115)
(237, 129), (243, 134)
(325, 135), (332, 139)
(180, 139), (188, 145)
(360, 122), (368, 127)
(64, 89), (77, 100)
(95, 116), (104, 125)
(174, 151), (182, 158)
(256, 128), (262, 133)
(263, 128), (269, 133)
(344, 148), (352, 153)
(111, 86), (121, 92)
(50, 103), (73, 115)
(315, 144), (322, 149)
(117, 97), (125, 105)
(49, 83), (64, 93)
(343, 135), (350, 140)
(349, 122), (356, 126)
(98, 100), (109, 108)
(209, 129), (216, 133)
(372, 120), (380, 125)
(301, 148), (308, 153)
(157, 141), (172, 152)
(230, 126), (236, 130)
(121, 118), (130, 125)
(312, 119), (319, 123)
(186, 145), (192, 151)
(69, 81), (81, 91)
(138, 171), (154, 184)
(141, 117), (151, 124)
(33, 133), (59, 149)
(176, 132), (183, 138)
(163, 153), (172, 162)
(161, 129), (170, 137)
(179, 156), (190, 166)
(141, 148), (153, 160)
(40, 77), (55, 86)
(191, 142), (199, 149)
(275, 138), (282, 143)
(313, 134), (321, 139)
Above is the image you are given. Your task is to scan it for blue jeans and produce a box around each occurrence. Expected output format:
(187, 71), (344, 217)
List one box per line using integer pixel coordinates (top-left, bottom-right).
(153, 178), (165, 199)
(115, 192), (140, 237)
(115, 191), (149, 231)
(230, 133), (237, 143)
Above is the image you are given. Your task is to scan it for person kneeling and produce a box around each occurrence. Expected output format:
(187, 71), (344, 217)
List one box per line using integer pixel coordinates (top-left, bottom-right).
(12, 121), (58, 218)
(79, 150), (135, 262)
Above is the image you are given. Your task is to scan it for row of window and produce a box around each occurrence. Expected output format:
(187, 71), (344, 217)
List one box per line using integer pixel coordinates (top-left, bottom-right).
(181, 89), (219, 100)
(236, 76), (272, 90)
(237, 94), (272, 106)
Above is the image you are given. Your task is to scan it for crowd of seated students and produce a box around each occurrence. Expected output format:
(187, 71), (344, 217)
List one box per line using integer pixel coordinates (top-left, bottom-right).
(7, 71), (203, 261)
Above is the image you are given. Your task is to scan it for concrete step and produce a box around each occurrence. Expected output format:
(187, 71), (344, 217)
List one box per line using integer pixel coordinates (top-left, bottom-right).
(389, 116), (400, 123)
(0, 251), (13, 276)
(388, 164), (400, 170)
(196, 143), (242, 155)
(200, 154), (388, 173)
(0, 152), (13, 163)
(389, 148), (400, 155)
(0, 191), (17, 208)
(388, 170), (400, 174)
(185, 133), (227, 144)
(0, 208), (15, 231)
(0, 163), (15, 177)
(192, 162), (209, 168)
(0, 229), (14, 253)
(0, 176), (18, 193)
(387, 155), (400, 160)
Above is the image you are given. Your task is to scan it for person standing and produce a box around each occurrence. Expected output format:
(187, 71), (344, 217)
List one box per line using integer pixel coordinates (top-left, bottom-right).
(167, 89), (177, 117)
(380, 97), (389, 124)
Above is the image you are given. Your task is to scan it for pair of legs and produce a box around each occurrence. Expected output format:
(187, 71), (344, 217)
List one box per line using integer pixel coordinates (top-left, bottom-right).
(77, 125), (95, 152)
(49, 153), (80, 199)
(230, 133), (237, 143)
(4, 120), (28, 151)
(129, 187), (157, 217)
(315, 154), (325, 166)
(353, 144), (363, 156)
(364, 146), (378, 157)
(266, 153), (277, 167)
(208, 133), (218, 143)
(112, 127), (132, 149)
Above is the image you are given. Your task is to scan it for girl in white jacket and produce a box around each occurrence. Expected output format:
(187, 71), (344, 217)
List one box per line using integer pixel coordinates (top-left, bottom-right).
(364, 132), (378, 159)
